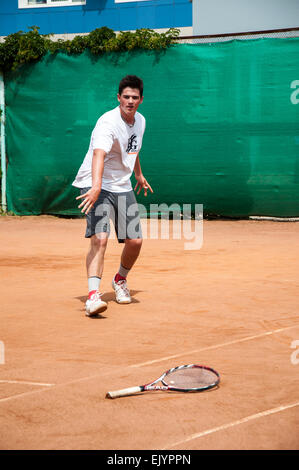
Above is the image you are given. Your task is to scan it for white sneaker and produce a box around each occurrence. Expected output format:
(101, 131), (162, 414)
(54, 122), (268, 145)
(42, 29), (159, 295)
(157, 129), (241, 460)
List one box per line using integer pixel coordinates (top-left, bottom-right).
(112, 278), (132, 304)
(85, 290), (107, 316)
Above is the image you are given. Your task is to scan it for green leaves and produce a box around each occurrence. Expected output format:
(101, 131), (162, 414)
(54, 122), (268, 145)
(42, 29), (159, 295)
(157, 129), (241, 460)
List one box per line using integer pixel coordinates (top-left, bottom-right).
(0, 26), (49, 71)
(0, 26), (180, 72)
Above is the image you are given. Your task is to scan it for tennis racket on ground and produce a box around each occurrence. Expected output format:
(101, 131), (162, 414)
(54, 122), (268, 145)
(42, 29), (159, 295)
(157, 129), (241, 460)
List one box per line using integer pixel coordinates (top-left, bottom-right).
(106, 364), (220, 399)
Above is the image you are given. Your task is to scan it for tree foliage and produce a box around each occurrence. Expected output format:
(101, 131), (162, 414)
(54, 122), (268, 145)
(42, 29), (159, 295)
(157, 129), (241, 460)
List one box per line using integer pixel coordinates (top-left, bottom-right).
(0, 26), (180, 71)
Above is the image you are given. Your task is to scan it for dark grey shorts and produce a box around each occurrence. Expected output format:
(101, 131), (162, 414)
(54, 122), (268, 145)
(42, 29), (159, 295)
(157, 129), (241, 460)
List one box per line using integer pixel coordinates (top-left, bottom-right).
(80, 188), (142, 243)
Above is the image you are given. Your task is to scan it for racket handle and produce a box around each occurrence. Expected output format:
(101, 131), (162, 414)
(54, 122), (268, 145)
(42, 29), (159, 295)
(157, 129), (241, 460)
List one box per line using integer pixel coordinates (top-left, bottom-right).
(106, 386), (143, 399)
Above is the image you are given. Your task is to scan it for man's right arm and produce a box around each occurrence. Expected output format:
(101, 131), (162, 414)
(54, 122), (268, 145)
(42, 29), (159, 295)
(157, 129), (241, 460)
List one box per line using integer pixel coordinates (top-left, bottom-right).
(76, 149), (106, 214)
(92, 148), (106, 192)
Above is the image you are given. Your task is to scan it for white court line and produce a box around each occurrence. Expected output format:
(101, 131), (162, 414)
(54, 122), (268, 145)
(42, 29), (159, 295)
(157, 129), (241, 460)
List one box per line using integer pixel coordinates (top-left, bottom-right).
(0, 370), (119, 404)
(131, 325), (299, 368)
(163, 401), (299, 449)
(0, 380), (54, 387)
(0, 324), (298, 404)
(0, 390), (51, 404)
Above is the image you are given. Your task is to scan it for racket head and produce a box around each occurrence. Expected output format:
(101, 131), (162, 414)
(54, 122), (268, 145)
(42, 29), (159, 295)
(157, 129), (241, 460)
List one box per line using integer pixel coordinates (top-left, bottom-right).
(161, 364), (220, 392)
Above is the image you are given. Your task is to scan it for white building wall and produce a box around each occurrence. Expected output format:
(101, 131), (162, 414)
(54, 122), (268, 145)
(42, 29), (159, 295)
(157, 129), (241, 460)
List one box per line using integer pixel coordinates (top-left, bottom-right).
(193, 0), (299, 35)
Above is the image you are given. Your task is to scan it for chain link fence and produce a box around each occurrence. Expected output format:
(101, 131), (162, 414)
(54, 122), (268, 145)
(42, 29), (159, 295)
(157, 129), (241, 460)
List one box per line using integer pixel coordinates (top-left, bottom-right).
(177, 27), (299, 43)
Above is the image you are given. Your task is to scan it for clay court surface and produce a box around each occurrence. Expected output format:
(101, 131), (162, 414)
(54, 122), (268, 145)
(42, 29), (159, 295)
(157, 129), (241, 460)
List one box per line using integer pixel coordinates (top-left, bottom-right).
(0, 215), (298, 450)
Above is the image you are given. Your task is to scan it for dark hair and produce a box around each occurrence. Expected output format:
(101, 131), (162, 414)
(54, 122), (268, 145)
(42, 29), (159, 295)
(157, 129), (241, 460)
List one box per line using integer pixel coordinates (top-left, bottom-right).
(118, 75), (143, 97)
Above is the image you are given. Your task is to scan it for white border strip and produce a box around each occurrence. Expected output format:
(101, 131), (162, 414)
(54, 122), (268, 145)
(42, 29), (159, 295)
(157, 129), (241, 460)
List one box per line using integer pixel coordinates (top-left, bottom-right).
(250, 216), (299, 222)
(0, 71), (7, 213)
(163, 401), (299, 449)
(0, 27), (192, 43)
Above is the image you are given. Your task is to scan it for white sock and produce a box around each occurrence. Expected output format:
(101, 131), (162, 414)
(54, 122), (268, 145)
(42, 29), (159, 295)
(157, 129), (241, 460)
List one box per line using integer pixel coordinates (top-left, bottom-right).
(118, 264), (130, 278)
(88, 276), (101, 293)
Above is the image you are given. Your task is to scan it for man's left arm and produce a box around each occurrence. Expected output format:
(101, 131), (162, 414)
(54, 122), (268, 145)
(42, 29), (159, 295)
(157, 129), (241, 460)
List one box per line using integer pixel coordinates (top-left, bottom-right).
(134, 154), (153, 197)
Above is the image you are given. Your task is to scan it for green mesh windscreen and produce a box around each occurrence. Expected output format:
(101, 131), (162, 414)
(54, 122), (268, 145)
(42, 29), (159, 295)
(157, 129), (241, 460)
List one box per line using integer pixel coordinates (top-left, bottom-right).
(4, 40), (299, 217)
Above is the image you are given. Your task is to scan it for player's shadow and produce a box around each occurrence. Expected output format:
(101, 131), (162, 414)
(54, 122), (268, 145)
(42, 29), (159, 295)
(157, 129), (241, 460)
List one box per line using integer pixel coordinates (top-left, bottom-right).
(101, 290), (141, 304)
(75, 289), (142, 318)
(75, 296), (108, 319)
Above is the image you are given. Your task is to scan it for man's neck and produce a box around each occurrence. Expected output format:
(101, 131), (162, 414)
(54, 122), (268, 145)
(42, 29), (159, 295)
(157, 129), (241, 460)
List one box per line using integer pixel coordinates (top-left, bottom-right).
(119, 107), (135, 126)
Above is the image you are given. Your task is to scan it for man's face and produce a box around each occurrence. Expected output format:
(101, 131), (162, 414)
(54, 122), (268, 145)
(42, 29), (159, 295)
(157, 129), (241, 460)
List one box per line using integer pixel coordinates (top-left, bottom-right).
(117, 87), (143, 121)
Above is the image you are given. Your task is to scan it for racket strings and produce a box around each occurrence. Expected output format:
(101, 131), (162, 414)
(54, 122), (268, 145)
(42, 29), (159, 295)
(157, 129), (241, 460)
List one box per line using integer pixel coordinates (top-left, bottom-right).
(163, 367), (218, 390)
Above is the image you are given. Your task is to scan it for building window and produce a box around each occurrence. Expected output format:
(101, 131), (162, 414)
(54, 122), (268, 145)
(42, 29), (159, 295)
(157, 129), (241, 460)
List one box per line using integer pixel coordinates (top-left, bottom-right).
(114, 0), (151, 2)
(18, 0), (86, 8)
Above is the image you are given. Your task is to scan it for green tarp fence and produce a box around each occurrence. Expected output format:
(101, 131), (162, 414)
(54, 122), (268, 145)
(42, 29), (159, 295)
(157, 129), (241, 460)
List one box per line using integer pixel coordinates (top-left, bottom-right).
(4, 39), (299, 217)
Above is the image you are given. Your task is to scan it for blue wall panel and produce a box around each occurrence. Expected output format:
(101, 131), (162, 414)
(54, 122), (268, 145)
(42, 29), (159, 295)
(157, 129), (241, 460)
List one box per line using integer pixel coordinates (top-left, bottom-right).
(1, 14), (16, 33)
(0, 0), (192, 36)
(0, 0), (16, 14)
(155, 4), (174, 28)
(136, 5), (156, 29)
(119, 6), (137, 31)
(174, 2), (192, 26)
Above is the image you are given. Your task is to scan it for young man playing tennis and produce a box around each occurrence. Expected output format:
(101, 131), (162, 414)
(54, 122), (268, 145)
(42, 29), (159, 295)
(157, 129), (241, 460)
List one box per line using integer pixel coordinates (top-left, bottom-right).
(72, 75), (152, 316)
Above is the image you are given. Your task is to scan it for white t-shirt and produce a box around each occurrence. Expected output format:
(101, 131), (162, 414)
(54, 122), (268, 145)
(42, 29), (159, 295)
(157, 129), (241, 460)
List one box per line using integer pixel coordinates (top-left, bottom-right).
(72, 106), (146, 193)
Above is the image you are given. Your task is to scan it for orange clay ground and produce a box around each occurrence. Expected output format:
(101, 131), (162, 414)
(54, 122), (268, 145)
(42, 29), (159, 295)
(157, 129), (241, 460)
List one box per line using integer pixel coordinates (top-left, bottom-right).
(0, 215), (298, 450)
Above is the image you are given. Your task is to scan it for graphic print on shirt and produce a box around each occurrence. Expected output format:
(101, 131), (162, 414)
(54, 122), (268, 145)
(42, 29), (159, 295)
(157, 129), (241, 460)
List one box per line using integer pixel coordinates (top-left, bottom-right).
(126, 134), (138, 154)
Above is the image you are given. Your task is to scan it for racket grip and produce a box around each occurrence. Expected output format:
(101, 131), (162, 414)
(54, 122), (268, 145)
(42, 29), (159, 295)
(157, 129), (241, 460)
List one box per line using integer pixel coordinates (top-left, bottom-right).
(106, 386), (143, 399)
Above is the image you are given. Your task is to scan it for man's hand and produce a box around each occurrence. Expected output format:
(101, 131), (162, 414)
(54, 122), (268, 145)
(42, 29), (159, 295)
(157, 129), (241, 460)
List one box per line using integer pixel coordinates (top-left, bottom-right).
(76, 187), (101, 214)
(134, 175), (153, 197)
